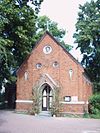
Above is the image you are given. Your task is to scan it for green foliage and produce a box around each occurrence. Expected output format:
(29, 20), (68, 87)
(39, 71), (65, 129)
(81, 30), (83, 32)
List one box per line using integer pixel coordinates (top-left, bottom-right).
(0, 1), (72, 94)
(83, 113), (90, 118)
(31, 87), (40, 115)
(89, 94), (100, 118)
(90, 113), (100, 119)
(50, 87), (62, 117)
(36, 16), (72, 51)
(0, 0), (43, 89)
(73, 0), (100, 92)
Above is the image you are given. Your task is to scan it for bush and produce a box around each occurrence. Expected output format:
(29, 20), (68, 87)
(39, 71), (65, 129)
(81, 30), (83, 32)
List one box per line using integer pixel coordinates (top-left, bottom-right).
(89, 93), (100, 118)
(50, 87), (62, 117)
(30, 87), (40, 115)
(83, 113), (90, 118)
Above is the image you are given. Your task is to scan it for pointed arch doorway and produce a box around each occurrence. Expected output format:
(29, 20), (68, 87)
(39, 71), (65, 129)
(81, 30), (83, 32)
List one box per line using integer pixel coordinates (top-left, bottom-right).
(42, 83), (53, 111)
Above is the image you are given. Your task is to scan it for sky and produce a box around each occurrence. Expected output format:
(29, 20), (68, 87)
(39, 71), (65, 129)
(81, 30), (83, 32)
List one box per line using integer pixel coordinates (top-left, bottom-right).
(39, 0), (91, 61)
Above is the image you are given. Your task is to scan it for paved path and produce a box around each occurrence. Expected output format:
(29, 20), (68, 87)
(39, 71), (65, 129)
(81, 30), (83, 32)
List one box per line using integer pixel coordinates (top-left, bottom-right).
(0, 111), (100, 133)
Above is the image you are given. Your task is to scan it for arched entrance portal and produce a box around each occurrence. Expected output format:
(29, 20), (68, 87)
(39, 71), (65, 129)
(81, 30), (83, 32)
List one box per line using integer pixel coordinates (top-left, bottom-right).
(42, 84), (53, 111)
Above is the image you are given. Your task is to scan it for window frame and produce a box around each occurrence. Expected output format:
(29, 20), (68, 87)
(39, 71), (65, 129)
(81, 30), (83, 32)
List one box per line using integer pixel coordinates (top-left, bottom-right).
(64, 96), (71, 102)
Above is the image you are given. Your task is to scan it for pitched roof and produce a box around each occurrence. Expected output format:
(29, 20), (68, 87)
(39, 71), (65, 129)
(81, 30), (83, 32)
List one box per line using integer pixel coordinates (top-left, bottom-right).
(17, 31), (83, 73)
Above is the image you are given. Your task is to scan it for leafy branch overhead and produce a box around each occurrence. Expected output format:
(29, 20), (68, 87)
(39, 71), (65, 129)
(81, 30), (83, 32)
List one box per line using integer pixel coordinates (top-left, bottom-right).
(73, 0), (100, 92)
(36, 16), (72, 51)
(0, 0), (42, 88)
(0, 0), (71, 90)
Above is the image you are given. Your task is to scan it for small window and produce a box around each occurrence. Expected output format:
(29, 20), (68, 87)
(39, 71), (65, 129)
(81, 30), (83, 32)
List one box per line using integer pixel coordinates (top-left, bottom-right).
(69, 69), (73, 79)
(36, 63), (42, 69)
(64, 96), (71, 102)
(24, 72), (28, 80)
(53, 61), (59, 68)
(43, 45), (52, 54)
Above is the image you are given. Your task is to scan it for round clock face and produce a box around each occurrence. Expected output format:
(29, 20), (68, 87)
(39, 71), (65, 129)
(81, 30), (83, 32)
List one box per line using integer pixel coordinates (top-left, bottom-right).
(43, 45), (52, 54)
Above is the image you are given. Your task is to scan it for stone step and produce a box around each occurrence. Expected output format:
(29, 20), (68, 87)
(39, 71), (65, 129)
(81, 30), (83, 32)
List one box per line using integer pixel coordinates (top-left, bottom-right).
(38, 111), (52, 117)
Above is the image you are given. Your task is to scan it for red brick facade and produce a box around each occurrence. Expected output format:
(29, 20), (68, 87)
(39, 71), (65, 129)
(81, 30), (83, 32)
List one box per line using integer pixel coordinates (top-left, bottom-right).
(16, 31), (93, 115)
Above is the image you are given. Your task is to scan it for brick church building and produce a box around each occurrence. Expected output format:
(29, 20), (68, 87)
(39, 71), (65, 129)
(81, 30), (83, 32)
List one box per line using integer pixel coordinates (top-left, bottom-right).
(16, 31), (93, 116)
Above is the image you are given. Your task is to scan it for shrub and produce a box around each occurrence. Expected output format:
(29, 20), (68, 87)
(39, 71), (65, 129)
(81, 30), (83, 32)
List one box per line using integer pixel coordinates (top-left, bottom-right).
(50, 87), (62, 117)
(89, 93), (100, 118)
(30, 87), (40, 115)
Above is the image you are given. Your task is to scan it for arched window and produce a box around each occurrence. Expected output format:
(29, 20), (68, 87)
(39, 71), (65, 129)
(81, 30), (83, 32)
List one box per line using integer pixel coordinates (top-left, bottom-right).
(69, 69), (73, 79)
(49, 89), (53, 108)
(42, 84), (53, 111)
(24, 72), (28, 80)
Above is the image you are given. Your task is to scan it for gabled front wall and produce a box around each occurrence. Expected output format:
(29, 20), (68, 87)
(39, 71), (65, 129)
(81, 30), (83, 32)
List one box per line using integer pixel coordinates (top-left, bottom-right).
(16, 33), (93, 114)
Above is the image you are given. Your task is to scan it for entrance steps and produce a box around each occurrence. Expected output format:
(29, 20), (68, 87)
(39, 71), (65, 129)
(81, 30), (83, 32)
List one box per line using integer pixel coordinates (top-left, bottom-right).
(38, 111), (52, 117)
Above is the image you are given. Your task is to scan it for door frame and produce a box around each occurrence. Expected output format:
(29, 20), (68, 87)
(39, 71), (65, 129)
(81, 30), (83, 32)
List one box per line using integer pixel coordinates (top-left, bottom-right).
(42, 84), (53, 111)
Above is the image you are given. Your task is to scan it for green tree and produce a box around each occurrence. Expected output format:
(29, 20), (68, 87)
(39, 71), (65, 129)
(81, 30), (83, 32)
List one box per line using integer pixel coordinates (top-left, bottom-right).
(89, 93), (100, 118)
(0, 0), (43, 89)
(73, 0), (100, 92)
(0, 0), (72, 93)
(36, 16), (72, 51)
